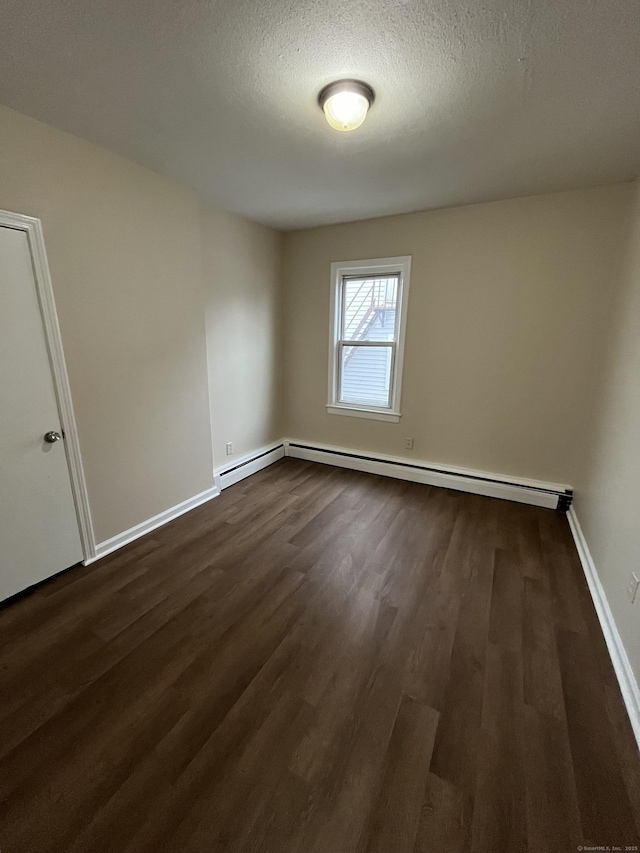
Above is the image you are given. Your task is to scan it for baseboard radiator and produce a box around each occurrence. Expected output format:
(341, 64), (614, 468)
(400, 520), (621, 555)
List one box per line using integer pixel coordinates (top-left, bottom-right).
(215, 442), (286, 490)
(285, 441), (573, 511)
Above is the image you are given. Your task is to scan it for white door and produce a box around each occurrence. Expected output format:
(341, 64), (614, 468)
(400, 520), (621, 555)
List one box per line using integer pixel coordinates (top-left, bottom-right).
(0, 224), (82, 601)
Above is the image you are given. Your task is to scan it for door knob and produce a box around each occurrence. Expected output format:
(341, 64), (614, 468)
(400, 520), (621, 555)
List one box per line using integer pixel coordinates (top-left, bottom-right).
(44, 430), (62, 443)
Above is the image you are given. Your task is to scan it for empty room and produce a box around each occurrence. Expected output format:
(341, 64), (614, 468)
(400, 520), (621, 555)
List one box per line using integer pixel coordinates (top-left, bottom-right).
(0, 0), (639, 851)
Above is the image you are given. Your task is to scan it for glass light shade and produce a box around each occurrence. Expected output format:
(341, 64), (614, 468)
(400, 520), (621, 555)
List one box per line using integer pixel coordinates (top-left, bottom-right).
(319, 80), (374, 132)
(323, 91), (369, 131)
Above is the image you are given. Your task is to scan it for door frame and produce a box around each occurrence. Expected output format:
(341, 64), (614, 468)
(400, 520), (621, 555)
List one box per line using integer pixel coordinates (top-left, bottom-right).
(0, 209), (96, 563)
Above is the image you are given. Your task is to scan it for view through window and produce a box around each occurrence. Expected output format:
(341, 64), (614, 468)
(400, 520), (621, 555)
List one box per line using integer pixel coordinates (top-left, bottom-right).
(340, 275), (399, 408)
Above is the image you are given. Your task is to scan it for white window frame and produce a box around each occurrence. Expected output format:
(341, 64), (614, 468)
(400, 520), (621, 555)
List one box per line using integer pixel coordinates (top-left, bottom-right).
(327, 256), (411, 423)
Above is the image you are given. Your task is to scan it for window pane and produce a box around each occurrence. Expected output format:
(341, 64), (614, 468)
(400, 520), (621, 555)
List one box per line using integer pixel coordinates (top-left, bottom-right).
(340, 344), (393, 408)
(342, 276), (398, 342)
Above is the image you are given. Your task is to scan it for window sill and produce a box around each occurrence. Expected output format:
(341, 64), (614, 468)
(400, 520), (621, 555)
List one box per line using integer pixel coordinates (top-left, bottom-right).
(326, 405), (401, 423)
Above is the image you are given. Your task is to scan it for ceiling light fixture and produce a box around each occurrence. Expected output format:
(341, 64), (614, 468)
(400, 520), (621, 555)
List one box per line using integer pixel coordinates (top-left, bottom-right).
(318, 80), (375, 132)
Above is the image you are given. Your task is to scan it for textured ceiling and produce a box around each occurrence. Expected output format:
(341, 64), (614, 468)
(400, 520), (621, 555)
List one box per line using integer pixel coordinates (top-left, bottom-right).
(0, 0), (638, 229)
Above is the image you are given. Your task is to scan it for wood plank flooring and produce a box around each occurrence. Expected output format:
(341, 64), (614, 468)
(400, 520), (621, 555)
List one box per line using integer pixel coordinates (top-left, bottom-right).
(0, 458), (638, 852)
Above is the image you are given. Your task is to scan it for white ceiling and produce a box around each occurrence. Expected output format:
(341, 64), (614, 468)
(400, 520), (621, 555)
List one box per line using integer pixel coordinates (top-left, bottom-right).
(0, 0), (638, 229)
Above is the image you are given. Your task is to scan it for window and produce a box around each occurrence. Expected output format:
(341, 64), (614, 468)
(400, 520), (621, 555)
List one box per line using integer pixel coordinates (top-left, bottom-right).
(327, 256), (411, 422)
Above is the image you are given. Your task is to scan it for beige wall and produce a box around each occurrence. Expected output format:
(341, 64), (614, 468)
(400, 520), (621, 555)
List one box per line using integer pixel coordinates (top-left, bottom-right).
(574, 179), (640, 686)
(200, 205), (283, 468)
(0, 103), (214, 543)
(282, 185), (634, 485)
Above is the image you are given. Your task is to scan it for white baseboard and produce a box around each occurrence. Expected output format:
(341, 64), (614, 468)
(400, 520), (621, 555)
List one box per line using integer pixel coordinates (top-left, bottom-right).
(85, 485), (220, 564)
(85, 440), (287, 564)
(215, 441), (285, 490)
(567, 506), (640, 750)
(284, 439), (571, 510)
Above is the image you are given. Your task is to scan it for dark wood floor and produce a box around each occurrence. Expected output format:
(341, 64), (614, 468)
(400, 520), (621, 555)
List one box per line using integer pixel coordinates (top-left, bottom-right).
(1, 459), (638, 852)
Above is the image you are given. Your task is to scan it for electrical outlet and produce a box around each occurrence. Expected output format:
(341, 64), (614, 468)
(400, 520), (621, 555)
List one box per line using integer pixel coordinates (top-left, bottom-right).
(405, 437), (414, 450)
(226, 442), (233, 456)
(627, 572), (640, 604)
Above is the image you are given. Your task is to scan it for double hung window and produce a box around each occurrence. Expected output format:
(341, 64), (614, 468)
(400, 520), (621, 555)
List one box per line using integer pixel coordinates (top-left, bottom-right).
(327, 256), (411, 422)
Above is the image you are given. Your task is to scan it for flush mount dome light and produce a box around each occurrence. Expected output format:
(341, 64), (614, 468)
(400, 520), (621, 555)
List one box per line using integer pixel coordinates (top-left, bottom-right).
(318, 79), (375, 131)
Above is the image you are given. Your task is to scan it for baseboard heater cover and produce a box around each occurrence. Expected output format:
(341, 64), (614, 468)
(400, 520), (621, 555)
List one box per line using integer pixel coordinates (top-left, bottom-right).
(286, 441), (573, 511)
(215, 443), (286, 490)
